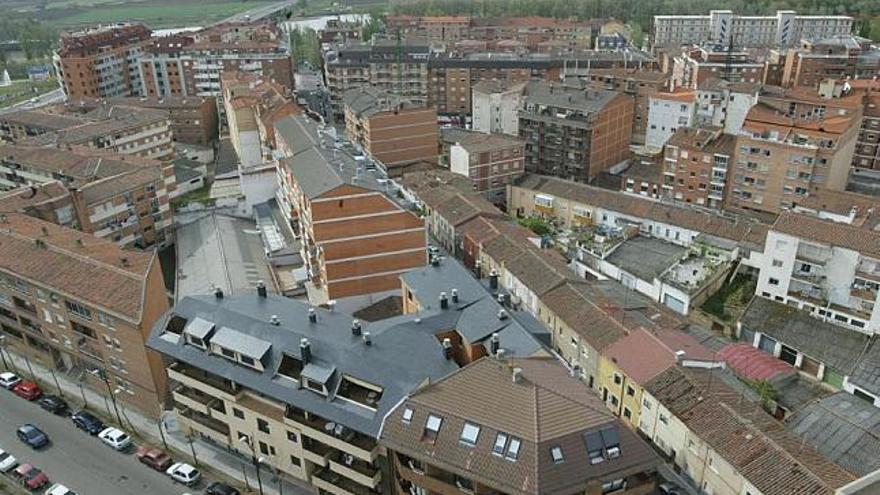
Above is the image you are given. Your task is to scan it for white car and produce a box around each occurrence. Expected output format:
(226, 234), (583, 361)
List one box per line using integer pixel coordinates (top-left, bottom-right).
(98, 427), (132, 451)
(0, 372), (21, 390)
(44, 484), (77, 495)
(166, 462), (200, 486)
(0, 448), (17, 473)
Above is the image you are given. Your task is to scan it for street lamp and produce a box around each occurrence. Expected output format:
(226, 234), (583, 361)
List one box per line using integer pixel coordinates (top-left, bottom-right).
(239, 435), (264, 495)
(89, 368), (123, 426)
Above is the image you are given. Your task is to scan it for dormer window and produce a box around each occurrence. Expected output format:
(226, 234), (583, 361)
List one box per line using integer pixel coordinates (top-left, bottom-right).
(460, 422), (480, 447)
(423, 414), (442, 443)
(220, 347), (236, 359)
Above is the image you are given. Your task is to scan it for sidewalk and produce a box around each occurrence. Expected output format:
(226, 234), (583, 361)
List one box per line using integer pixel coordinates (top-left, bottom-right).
(2, 352), (315, 495)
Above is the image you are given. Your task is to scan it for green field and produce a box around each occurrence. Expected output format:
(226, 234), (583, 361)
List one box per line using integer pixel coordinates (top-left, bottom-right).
(0, 78), (59, 108)
(54, 2), (269, 27)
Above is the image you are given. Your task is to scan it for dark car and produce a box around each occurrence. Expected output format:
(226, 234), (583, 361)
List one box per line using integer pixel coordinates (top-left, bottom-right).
(206, 481), (241, 495)
(71, 410), (104, 435)
(206, 482), (241, 495)
(135, 446), (173, 471)
(16, 424), (49, 449)
(37, 395), (69, 415)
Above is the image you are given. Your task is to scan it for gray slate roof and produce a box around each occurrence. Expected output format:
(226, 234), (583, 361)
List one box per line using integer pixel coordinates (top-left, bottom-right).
(523, 81), (618, 113)
(148, 294), (461, 437)
(605, 236), (687, 282)
(740, 297), (870, 374)
(850, 340), (880, 397)
(787, 392), (880, 477)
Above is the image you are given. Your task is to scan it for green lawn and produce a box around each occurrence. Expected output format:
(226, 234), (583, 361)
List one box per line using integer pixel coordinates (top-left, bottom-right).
(0, 78), (59, 108)
(701, 273), (756, 322)
(50, 0), (278, 28)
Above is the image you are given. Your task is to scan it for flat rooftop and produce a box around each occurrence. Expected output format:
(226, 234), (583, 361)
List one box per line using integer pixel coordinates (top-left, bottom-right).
(605, 235), (687, 282)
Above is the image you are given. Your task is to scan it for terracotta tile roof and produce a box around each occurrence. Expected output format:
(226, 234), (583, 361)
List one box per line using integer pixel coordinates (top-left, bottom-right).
(79, 166), (162, 204)
(718, 343), (795, 381)
(772, 211), (880, 259)
(0, 213), (153, 321)
(604, 327), (716, 383)
(0, 182), (70, 211)
(381, 357), (659, 495)
(793, 187), (880, 225)
(540, 283), (628, 351)
(743, 103), (855, 136)
(653, 88), (696, 103)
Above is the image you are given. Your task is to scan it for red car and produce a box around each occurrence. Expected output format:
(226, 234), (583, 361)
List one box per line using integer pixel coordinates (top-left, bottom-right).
(13, 463), (49, 490)
(135, 446), (173, 471)
(13, 381), (43, 401)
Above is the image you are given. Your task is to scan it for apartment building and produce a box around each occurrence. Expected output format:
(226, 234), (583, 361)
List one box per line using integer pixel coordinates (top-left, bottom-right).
(663, 126), (737, 208)
(755, 211), (880, 335)
(102, 96), (218, 146)
(0, 212), (169, 417)
(0, 112), (89, 143)
(778, 35), (880, 89)
(471, 80), (526, 136)
(652, 10), (853, 48)
(449, 131), (525, 201)
(343, 87), (438, 168)
(323, 40), (431, 121)
(382, 356), (660, 495)
(671, 45), (765, 90)
(386, 15), (472, 42)
(0, 145), (174, 248)
(146, 291), (461, 495)
(274, 114), (425, 301)
(728, 102), (860, 214)
(646, 89), (697, 150)
(519, 82), (633, 182)
(20, 104), (175, 162)
(53, 23), (152, 99)
(140, 22), (293, 98)
(581, 69), (670, 145)
(852, 80), (880, 171)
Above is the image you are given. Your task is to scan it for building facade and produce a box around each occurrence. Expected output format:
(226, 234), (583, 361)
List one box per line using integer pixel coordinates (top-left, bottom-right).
(449, 131), (525, 201)
(471, 80), (526, 136)
(663, 126), (736, 208)
(581, 70), (670, 145)
(646, 89), (697, 150)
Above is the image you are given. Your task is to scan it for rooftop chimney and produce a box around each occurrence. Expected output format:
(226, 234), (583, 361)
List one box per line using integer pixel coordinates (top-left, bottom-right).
(475, 260), (482, 279)
(270, 315), (280, 326)
(363, 332), (372, 346)
(257, 280), (267, 298)
(308, 307), (317, 323)
(497, 309), (508, 320)
(351, 319), (362, 336)
(497, 293), (506, 305)
(489, 333), (500, 355)
(442, 338), (453, 360)
(495, 348), (506, 361)
(439, 291), (448, 310)
(300, 338), (312, 365)
(214, 287), (224, 299)
(451, 288), (459, 304)
(489, 269), (498, 290)
(512, 367), (523, 384)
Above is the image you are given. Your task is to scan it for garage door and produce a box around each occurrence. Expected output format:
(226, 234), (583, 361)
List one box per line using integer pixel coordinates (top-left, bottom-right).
(801, 355), (821, 377)
(740, 327), (756, 346)
(823, 367), (845, 389)
(758, 334), (777, 354)
(663, 294), (686, 314)
(780, 345), (798, 366)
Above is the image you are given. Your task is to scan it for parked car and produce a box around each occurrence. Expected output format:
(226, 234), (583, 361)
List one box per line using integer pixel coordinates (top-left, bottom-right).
(135, 446), (172, 471)
(659, 482), (682, 495)
(206, 482), (241, 495)
(13, 463), (49, 490)
(165, 462), (200, 486)
(71, 410), (104, 435)
(98, 427), (132, 451)
(44, 484), (77, 495)
(16, 424), (49, 449)
(0, 448), (17, 473)
(13, 381), (43, 401)
(37, 396), (69, 415)
(0, 371), (21, 390)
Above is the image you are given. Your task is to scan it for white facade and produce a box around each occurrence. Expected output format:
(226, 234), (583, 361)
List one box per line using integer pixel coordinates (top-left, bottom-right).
(694, 87), (759, 135)
(653, 10), (853, 48)
(449, 144), (471, 179)
(471, 85), (522, 136)
(646, 95), (696, 151)
(756, 230), (880, 335)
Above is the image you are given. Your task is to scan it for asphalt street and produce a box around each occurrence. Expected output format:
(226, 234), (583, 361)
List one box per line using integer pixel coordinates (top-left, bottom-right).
(0, 388), (191, 495)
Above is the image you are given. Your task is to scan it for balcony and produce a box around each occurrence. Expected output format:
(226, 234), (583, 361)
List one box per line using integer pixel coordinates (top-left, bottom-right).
(168, 362), (239, 401)
(285, 407), (378, 462)
(795, 248), (831, 266)
(302, 439), (333, 467)
(329, 452), (381, 489)
(172, 385), (217, 415)
(312, 468), (380, 495)
(179, 408), (231, 445)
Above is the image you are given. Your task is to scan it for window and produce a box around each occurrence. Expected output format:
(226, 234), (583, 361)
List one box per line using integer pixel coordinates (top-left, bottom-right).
(602, 479), (626, 494)
(585, 431), (605, 464)
(259, 441), (269, 455)
(460, 422), (480, 446)
(402, 408), (414, 424)
(233, 408), (244, 419)
(768, 278), (779, 286)
(454, 475), (474, 493)
(505, 437), (521, 460)
(550, 446), (564, 464)
(613, 374), (622, 385)
(423, 414), (442, 443)
(287, 431), (298, 443)
(290, 455), (301, 467)
(623, 407), (632, 419)
(492, 433), (508, 456)
(220, 347), (236, 359)
(257, 418), (270, 434)
(772, 259), (783, 267)
(626, 385), (635, 397)
(65, 300), (92, 320)
(240, 355), (256, 367)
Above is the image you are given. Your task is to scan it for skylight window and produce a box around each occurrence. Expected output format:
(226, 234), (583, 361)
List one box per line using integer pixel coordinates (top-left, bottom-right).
(585, 431), (605, 465)
(423, 414), (442, 443)
(460, 422), (481, 446)
(402, 408), (413, 424)
(550, 446), (564, 464)
(492, 433), (508, 456)
(505, 437), (521, 461)
(601, 427), (621, 459)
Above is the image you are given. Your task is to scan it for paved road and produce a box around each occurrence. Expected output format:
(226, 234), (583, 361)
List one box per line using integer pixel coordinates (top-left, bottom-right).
(0, 389), (189, 495)
(220, 0), (292, 24)
(0, 88), (66, 115)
